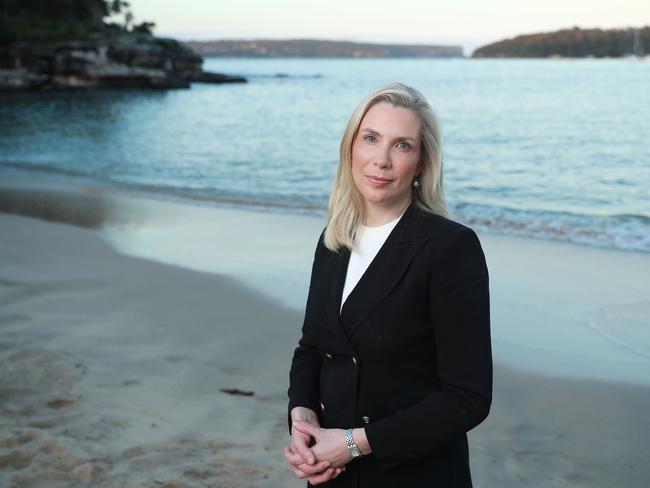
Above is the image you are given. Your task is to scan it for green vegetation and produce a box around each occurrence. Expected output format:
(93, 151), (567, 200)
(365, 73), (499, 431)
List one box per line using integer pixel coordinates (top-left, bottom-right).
(473, 26), (649, 58)
(0, 0), (155, 44)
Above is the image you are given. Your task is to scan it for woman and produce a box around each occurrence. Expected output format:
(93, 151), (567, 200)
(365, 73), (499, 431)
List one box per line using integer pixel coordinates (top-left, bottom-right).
(285, 82), (492, 487)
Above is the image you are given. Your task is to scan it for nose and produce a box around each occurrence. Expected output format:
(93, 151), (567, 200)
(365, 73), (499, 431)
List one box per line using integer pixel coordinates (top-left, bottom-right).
(374, 145), (392, 167)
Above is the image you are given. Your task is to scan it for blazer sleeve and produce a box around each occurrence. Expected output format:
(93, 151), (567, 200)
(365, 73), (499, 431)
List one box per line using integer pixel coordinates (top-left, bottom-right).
(364, 227), (492, 470)
(287, 227), (326, 434)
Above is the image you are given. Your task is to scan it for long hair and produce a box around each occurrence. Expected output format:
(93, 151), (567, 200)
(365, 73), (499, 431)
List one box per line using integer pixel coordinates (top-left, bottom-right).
(324, 82), (450, 252)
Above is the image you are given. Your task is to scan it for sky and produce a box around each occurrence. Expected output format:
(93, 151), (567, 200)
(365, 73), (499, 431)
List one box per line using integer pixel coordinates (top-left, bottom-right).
(127, 0), (649, 55)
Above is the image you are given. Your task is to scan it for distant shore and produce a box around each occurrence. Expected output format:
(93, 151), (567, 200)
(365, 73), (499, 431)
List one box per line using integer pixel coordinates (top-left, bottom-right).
(183, 39), (463, 58)
(182, 27), (649, 59)
(472, 26), (648, 58)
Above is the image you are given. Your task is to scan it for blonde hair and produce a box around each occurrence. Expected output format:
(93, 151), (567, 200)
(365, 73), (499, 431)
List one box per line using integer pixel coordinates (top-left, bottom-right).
(324, 82), (450, 252)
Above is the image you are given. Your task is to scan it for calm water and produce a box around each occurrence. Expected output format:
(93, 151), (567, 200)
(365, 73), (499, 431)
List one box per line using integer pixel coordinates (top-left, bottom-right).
(1, 58), (648, 252)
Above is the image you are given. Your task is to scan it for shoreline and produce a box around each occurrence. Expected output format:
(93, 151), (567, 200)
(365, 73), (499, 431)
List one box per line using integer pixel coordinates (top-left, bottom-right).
(1, 175), (648, 385)
(1, 211), (649, 486)
(1, 165), (648, 254)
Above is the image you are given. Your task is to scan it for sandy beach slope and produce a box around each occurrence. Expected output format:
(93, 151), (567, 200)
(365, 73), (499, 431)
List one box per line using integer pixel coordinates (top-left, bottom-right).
(1, 187), (649, 487)
(1, 213), (305, 487)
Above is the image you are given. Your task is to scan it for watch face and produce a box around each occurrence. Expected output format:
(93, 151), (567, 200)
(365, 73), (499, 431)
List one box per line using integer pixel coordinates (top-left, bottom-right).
(349, 446), (362, 458)
(345, 429), (362, 458)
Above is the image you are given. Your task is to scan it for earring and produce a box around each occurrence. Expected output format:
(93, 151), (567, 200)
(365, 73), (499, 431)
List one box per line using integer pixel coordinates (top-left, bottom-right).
(412, 177), (420, 188)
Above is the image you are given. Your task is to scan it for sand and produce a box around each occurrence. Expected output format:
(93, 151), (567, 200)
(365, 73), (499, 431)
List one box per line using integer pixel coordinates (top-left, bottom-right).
(1, 179), (649, 487)
(1, 212), (303, 487)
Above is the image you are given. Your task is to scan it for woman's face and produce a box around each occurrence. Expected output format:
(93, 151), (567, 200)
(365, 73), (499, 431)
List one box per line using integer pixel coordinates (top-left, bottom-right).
(351, 102), (422, 214)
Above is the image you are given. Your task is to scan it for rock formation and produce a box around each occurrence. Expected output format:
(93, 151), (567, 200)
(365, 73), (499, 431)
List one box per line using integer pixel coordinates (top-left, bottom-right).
(0, 34), (247, 91)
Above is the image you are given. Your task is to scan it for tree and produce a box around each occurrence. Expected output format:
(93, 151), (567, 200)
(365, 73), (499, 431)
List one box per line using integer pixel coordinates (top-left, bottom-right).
(0, 0), (155, 43)
(133, 21), (155, 35)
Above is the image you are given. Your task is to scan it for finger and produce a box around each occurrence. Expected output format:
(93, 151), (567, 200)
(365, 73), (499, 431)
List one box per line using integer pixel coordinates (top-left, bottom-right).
(287, 447), (329, 475)
(293, 429), (316, 449)
(284, 446), (303, 462)
(297, 460), (330, 475)
(288, 447), (316, 473)
(292, 433), (316, 464)
(293, 420), (318, 439)
(289, 464), (307, 479)
(309, 467), (336, 485)
(288, 444), (321, 472)
(284, 447), (305, 466)
(308, 469), (331, 485)
(284, 448), (307, 479)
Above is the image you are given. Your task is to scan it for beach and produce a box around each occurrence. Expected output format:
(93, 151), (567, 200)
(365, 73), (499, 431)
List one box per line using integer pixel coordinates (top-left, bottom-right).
(1, 180), (650, 487)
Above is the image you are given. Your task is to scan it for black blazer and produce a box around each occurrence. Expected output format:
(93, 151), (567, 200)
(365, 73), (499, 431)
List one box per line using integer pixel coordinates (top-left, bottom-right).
(287, 199), (492, 488)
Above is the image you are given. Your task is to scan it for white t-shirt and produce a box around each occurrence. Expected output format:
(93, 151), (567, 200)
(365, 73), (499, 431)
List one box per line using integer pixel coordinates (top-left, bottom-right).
(340, 213), (404, 312)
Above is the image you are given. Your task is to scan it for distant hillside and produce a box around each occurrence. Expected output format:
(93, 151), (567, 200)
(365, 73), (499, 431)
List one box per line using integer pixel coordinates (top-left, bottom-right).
(473, 26), (649, 58)
(184, 39), (464, 58)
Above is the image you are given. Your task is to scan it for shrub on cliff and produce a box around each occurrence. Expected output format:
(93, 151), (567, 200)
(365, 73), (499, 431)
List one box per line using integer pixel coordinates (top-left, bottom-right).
(0, 0), (155, 44)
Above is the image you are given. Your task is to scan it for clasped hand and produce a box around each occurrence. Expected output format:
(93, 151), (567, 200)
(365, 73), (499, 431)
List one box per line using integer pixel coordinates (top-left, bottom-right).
(284, 420), (351, 485)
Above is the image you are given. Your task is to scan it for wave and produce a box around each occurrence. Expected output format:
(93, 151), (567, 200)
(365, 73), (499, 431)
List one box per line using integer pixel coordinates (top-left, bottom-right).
(585, 302), (650, 360)
(451, 202), (650, 253)
(1, 162), (648, 253)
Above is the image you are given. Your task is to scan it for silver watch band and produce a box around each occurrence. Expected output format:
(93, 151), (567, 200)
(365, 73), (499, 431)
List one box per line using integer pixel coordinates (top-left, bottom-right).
(345, 428), (362, 458)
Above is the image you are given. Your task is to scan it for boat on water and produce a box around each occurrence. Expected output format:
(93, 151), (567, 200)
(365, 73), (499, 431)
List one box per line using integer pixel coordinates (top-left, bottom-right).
(624, 29), (647, 60)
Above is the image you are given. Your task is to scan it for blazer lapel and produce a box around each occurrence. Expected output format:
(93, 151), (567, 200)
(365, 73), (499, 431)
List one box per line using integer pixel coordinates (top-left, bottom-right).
(329, 200), (430, 344)
(327, 245), (355, 353)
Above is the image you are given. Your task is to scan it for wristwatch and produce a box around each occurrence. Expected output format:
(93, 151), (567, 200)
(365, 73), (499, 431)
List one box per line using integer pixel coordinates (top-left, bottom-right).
(345, 428), (363, 458)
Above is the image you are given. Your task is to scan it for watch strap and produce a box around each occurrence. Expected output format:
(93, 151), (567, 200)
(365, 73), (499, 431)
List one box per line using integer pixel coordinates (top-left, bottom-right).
(345, 428), (362, 458)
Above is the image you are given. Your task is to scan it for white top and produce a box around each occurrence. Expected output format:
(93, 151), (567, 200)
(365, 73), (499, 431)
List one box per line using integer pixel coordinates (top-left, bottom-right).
(340, 212), (404, 313)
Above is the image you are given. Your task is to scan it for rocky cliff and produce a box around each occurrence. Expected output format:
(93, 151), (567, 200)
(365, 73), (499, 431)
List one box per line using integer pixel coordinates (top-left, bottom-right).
(0, 34), (246, 91)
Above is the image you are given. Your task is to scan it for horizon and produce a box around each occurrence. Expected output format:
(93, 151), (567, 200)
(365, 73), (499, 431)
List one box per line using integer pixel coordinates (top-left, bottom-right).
(127, 0), (648, 55)
(175, 28), (646, 57)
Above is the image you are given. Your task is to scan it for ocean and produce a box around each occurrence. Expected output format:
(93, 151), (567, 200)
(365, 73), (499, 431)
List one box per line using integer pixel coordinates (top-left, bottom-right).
(1, 57), (648, 252)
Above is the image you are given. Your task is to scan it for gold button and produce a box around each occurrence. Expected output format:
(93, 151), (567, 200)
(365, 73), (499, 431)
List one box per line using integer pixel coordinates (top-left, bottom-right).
(362, 416), (370, 424)
(325, 353), (333, 359)
(320, 402), (325, 412)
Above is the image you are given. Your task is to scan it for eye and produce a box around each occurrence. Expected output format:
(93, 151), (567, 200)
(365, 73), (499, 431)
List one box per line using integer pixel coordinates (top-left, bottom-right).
(363, 135), (377, 143)
(397, 142), (411, 150)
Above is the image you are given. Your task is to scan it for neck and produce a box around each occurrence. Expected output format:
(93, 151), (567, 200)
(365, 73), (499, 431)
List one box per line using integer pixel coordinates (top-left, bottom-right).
(363, 197), (412, 227)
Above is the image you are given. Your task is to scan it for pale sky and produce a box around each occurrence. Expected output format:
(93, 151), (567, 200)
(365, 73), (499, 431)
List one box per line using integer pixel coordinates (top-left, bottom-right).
(128, 0), (649, 54)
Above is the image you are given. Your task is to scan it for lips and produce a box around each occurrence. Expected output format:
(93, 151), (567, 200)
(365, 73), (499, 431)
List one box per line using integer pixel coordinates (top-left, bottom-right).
(366, 175), (393, 187)
(366, 175), (392, 182)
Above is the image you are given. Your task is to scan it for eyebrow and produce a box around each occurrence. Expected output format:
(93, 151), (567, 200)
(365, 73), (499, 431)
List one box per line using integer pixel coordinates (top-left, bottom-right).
(360, 127), (417, 142)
